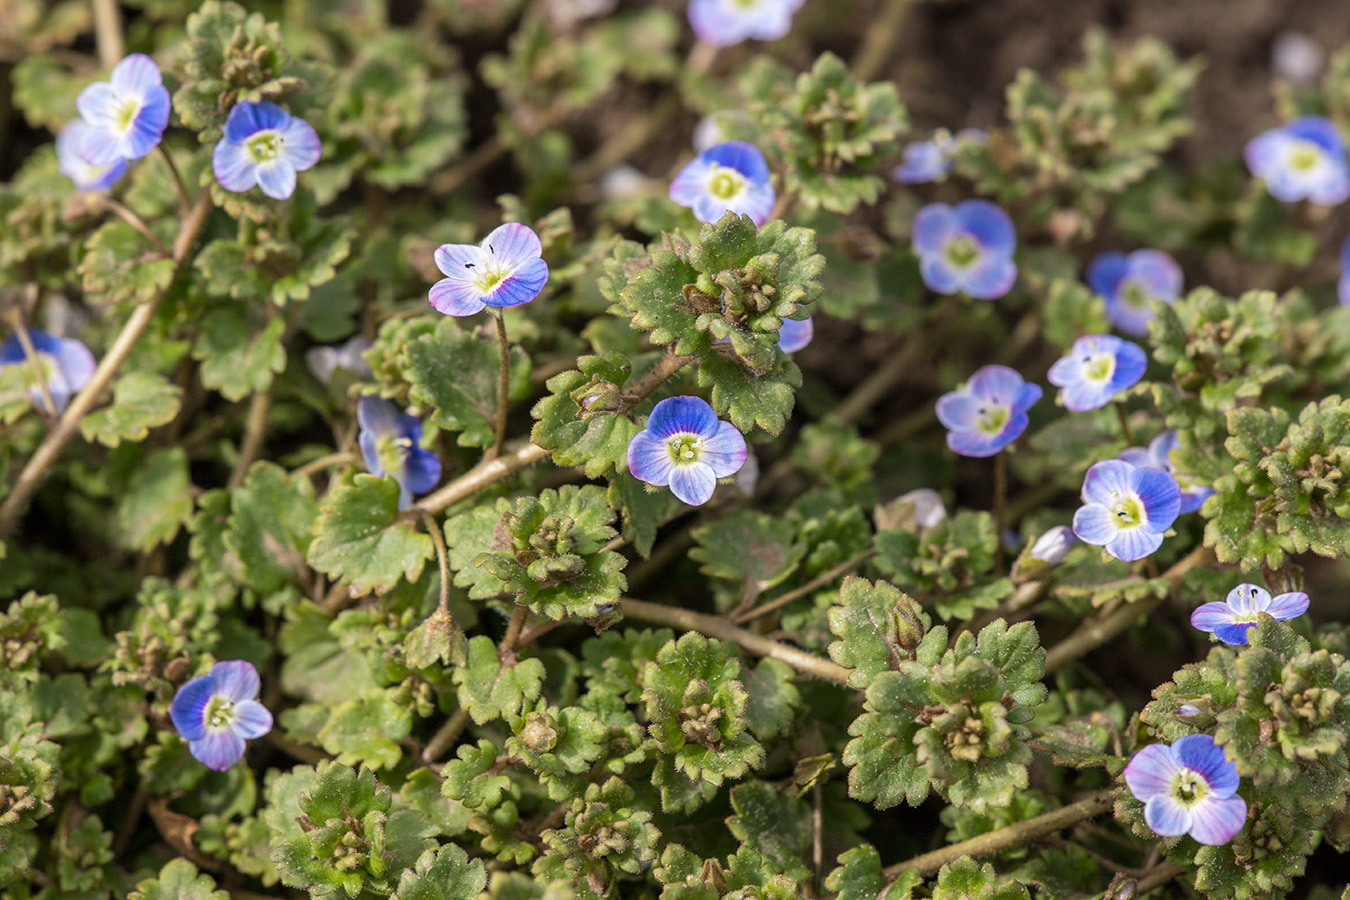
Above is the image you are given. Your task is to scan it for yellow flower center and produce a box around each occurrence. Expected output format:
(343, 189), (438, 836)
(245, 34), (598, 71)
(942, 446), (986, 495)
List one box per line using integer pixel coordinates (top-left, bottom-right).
(1121, 280), (1151, 310)
(708, 166), (745, 201)
(1171, 768), (1208, 806)
(668, 435), (702, 465)
(114, 97), (141, 131)
(247, 130), (283, 162)
(205, 696), (236, 729)
(945, 235), (979, 268)
(1288, 141), (1321, 172)
(376, 432), (411, 475)
(1110, 491), (1143, 527)
(1084, 351), (1115, 382)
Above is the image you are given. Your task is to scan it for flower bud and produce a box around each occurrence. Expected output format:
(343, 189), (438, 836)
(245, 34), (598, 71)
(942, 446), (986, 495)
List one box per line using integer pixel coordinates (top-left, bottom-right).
(875, 489), (946, 533)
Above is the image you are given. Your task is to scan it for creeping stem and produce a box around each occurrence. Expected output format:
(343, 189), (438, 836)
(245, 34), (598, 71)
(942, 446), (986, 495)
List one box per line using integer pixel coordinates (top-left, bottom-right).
(157, 144), (193, 218)
(419, 509), (452, 614)
(994, 451), (1008, 573)
(488, 311), (511, 462)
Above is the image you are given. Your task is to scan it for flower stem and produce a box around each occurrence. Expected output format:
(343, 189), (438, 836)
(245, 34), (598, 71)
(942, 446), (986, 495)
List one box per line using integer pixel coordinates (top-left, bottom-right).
(0, 190), (212, 539)
(994, 451), (1008, 573)
(4, 307), (58, 417)
(499, 605), (530, 662)
(1113, 400), (1135, 446)
(851, 0), (913, 81)
(733, 548), (877, 623)
(619, 349), (694, 413)
(95, 195), (170, 256)
(90, 0), (124, 69)
(422, 708), (471, 764)
(157, 144), (192, 217)
(227, 387), (271, 490)
(488, 311), (511, 462)
(290, 451), (357, 481)
(419, 509), (451, 614)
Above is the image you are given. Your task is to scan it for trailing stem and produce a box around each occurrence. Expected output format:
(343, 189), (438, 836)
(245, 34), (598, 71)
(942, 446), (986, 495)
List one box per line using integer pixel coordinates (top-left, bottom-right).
(489, 311), (511, 462)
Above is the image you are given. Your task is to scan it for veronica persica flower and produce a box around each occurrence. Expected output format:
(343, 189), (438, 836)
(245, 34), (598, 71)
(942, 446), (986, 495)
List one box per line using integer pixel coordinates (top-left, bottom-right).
(0, 329), (97, 414)
(357, 396), (442, 510)
(1073, 459), (1180, 561)
(670, 141), (776, 226)
(912, 200), (1017, 300)
(1191, 583), (1310, 645)
(169, 660), (273, 772)
(687, 0), (804, 46)
(1087, 249), (1183, 337)
(76, 53), (170, 165)
(777, 315), (813, 353)
(56, 121), (128, 192)
(429, 223), (550, 317)
(1117, 429), (1213, 514)
(1245, 115), (1350, 205)
(627, 396), (747, 506)
(1124, 734), (1247, 846)
(935, 364), (1041, 457)
(893, 129), (986, 184)
(213, 101), (321, 201)
(1047, 334), (1147, 412)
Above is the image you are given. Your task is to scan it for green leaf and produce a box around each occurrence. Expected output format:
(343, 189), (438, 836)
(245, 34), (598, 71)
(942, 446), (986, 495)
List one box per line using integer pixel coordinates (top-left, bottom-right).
(608, 471), (682, 558)
(192, 308), (287, 402)
(828, 577), (929, 690)
(80, 372), (182, 448)
(530, 353), (641, 478)
(116, 447), (194, 551)
(128, 858), (228, 900)
(843, 671), (929, 809)
(78, 222), (176, 307)
(690, 511), (805, 591)
(932, 856), (1030, 900)
(307, 474), (433, 596)
(825, 845), (922, 900)
(224, 462), (319, 594)
(726, 780), (811, 880)
(453, 635), (545, 724)
(403, 319), (531, 448)
(314, 691), (413, 771)
(392, 845), (487, 900)
(742, 658), (801, 742)
(441, 739), (512, 809)
(696, 342), (802, 435)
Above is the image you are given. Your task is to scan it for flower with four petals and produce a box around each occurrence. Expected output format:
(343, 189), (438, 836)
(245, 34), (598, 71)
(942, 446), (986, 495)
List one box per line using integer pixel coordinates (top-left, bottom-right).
(1047, 334), (1148, 412)
(429, 223), (550, 317)
(1087, 249), (1183, 337)
(76, 53), (171, 165)
(670, 141), (777, 226)
(1124, 734), (1247, 846)
(687, 0), (805, 46)
(357, 396), (443, 511)
(626, 396), (747, 506)
(1191, 583), (1310, 645)
(1245, 115), (1350, 205)
(935, 364), (1042, 457)
(213, 100), (322, 201)
(169, 660), (274, 772)
(912, 200), (1018, 300)
(1072, 459), (1180, 562)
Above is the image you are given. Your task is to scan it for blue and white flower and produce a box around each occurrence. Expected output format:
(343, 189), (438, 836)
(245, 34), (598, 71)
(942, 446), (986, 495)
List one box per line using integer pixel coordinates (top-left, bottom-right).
(358, 396), (442, 510)
(429, 223), (550, 317)
(213, 101), (322, 201)
(56, 120), (128, 192)
(0, 328), (97, 414)
(1027, 525), (1076, 565)
(1047, 334), (1148, 412)
(912, 200), (1018, 300)
(1087, 249), (1183, 337)
(1116, 429), (1213, 514)
(1245, 115), (1350, 205)
(1191, 583), (1310, 646)
(935, 364), (1041, 457)
(169, 660), (273, 772)
(777, 315), (813, 353)
(1124, 734), (1247, 846)
(626, 396), (747, 506)
(1339, 237), (1350, 306)
(687, 0), (805, 46)
(892, 129), (986, 184)
(1072, 459), (1180, 562)
(306, 334), (373, 386)
(76, 53), (171, 165)
(670, 141), (776, 226)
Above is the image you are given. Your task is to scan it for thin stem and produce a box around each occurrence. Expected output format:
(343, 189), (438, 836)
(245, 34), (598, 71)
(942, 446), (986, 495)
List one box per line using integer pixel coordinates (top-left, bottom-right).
(517, 618), (564, 647)
(227, 388), (271, 490)
(419, 510), (451, 614)
(1044, 545), (1213, 674)
(290, 451), (357, 481)
(573, 95), (681, 185)
(489, 312), (511, 462)
(412, 442), (552, 516)
(994, 452), (1008, 573)
(1134, 862), (1186, 893)
(733, 548), (877, 624)
(157, 144), (192, 217)
(960, 578), (1050, 638)
(1113, 401), (1135, 446)
(422, 708), (471, 764)
(851, 0), (912, 81)
(686, 41), (719, 74)
(831, 324), (932, 424)
(619, 597), (852, 686)
(619, 349), (695, 413)
(5, 308), (58, 416)
(881, 789), (1115, 878)
(431, 135), (506, 195)
(0, 190), (212, 538)
(90, 0), (125, 69)
(499, 606), (530, 661)
(96, 195), (170, 256)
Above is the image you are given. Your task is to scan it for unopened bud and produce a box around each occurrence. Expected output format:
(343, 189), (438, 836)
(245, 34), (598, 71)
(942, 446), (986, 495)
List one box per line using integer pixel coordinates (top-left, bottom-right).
(875, 489), (946, 533)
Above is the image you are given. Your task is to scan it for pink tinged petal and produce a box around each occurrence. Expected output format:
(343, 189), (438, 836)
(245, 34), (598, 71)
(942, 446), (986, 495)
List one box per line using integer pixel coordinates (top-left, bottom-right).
(627, 431), (675, 486)
(935, 390), (981, 431)
(1143, 794), (1192, 837)
(960, 255), (1017, 300)
(1106, 526), (1164, 562)
(701, 421), (747, 478)
(1133, 468), (1181, 530)
(912, 204), (957, 256)
(255, 160), (298, 200)
(1173, 734), (1241, 797)
(110, 54), (163, 97)
(777, 316), (813, 352)
(485, 257), (549, 308)
(1124, 744), (1180, 800)
(1266, 591), (1310, 621)
(1045, 353), (1082, 389)
(647, 396), (719, 440)
(279, 117), (322, 171)
(1072, 504), (1116, 545)
(210, 660), (261, 702)
(213, 139), (259, 193)
(190, 729), (247, 771)
(169, 675), (216, 741)
(1191, 601), (1236, 635)
(1080, 459), (1137, 504)
(688, 0), (742, 45)
(669, 463), (718, 506)
(434, 242), (486, 276)
(429, 278), (488, 316)
(231, 699), (274, 739)
(482, 222), (543, 269)
(919, 255), (963, 295)
(1189, 794), (1247, 845)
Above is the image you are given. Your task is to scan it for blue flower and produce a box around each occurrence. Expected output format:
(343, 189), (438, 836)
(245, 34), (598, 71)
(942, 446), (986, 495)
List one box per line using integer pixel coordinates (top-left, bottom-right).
(935, 364), (1042, 458)
(1087, 249), (1183, 337)
(1191, 583), (1310, 646)
(76, 54), (171, 165)
(912, 200), (1017, 300)
(358, 396), (442, 510)
(1027, 525), (1076, 565)
(1072, 459), (1180, 562)
(1046, 334), (1148, 412)
(1124, 734), (1247, 846)
(626, 396), (747, 506)
(169, 660), (273, 772)
(777, 315), (813, 353)
(687, 0), (805, 46)
(56, 120), (128, 192)
(1116, 430), (1213, 514)
(0, 328), (97, 414)
(1244, 115), (1350, 205)
(892, 129), (986, 184)
(670, 141), (776, 226)
(213, 101), (322, 201)
(429, 223), (550, 317)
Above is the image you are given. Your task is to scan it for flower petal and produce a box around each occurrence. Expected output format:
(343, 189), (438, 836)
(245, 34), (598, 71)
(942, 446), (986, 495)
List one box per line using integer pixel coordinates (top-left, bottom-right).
(255, 160), (298, 200)
(669, 463), (717, 506)
(738, 180), (777, 226)
(967, 365), (1026, 406)
(935, 390), (981, 431)
(212, 138), (258, 193)
(280, 116), (322, 172)
(1080, 459), (1136, 504)
(231, 699), (274, 739)
(482, 222), (543, 269)
(1087, 252), (1129, 299)
(627, 430), (675, 486)
(912, 204), (957, 256)
(777, 316), (813, 353)
(53, 337), (96, 393)
(1124, 743), (1179, 800)
(702, 141), (771, 183)
(190, 730), (247, 771)
(1266, 591), (1310, 621)
(1143, 794), (1192, 837)
(670, 157), (716, 205)
(960, 255), (1017, 300)
(919, 254), (963, 295)
(1107, 340), (1149, 393)
(1172, 734), (1241, 798)
(701, 421), (748, 478)
(110, 54), (163, 98)
(169, 675), (216, 741)
(485, 257), (549, 308)
(1213, 622), (1256, 645)
(893, 141), (948, 183)
(210, 660), (261, 702)
(646, 396), (719, 441)
(1129, 250), (1183, 298)
(947, 428), (1011, 458)
(954, 200), (1015, 255)
(1072, 504), (1117, 546)
(1189, 794), (1247, 845)
(1106, 526), (1164, 562)
(358, 395), (399, 437)
(401, 445), (442, 496)
(1133, 468), (1181, 531)
(1191, 601), (1236, 635)
(429, 276), (488, 316)
(1286, 115), (1347, 156)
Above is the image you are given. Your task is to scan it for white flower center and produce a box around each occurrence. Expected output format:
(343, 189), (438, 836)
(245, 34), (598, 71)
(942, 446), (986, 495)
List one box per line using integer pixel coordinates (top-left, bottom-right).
(247, 129), (284, 163)
(1110, 491), (1144, 528)
(1287, 140), (1323, 173)
(668, 434), (702, 465)
(1170, 767), (1209, 807)
(114, 97), (141, 132)
(708, 165), (746, 201)
(1082, 351), (1116, 383)
(945, 235), (980, 269)
(976, 402), (1009, 435)
(205, 695), (237, 730)
(1121, 279), (1152, 310)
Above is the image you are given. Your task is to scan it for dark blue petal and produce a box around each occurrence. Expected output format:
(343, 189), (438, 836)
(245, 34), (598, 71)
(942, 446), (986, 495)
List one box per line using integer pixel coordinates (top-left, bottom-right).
(953, 199), (1015, 255)
(1172, 734), (1241, 797)
(1106, 339), (1148, 393)
(645, 396), (719, 441)
(401, 445), (442, 496)
(701, 141), (771, 184)
(1285, 115), (1347, 157)
(1087, 252), (1129, 299)
(169, 676), (216, 741)
(1133, 467), (1181, 531)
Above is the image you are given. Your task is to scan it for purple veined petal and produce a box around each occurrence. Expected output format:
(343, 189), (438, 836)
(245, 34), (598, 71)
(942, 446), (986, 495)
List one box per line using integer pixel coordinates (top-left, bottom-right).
(358, 395), (400, 437)
(1133, 467), (1181, 531)
(225, 100), (290, 142)
(953, 200), (1016, 255)
(1213, 622), (1256, 645)
(1087, 252), (1129, 299)
(1124, 743), (1179, 800)
(946, 428), (1010, 458)
(481, 222), (543, 269)
(1179, 485), (1214, 514)
(966, 365), (1025, 405)
(1073, 504), (1120, 547)
(1266, 590), (1310, 621)
(210, 660), (261, 702)
(1191, 601), (1236, 635)
(701, 420), (748, 478)
(169, 675), (216, 741)
(646, 395), (719, 441)
(702, 141), (771, 183)
(912, 204), (957, 256)
(231, 699), (274, 740)
(1225, 583), (1267, 616)
(1080, 459), (1137, 504)
(358, 429), (383, 478)
(960, 255), (1017, 300)
(1130, 250), (1184, 298)
(1172, 734), (1241, 797)
(1107, 340), (1149, 393)
(485, 257), (549, 308)
(893, 141), (949, 183)
(668, 462), (718, 505)
(1188, 794), (1247, 845)
(1016, 381), (1043, 412)
(1060, 379), (1115, 412)
(279, 116), (322, 172)
(109, 54), (163, 98)
(434, 242), (486, 276)
(255, 159), (298, 200)
(670, 157), (717, 206)
(190, 729), (248, 771)
(934, 390), (982, 431)
(777, 315), (813, 353)
(1045, 353), (1082, 389)
(429, 277), (488, 316)
(1309, 159), (1350, 205)
(738, 180), (777, 226)
(401, 445), (442, 497)
(1107, 524), (1164, 562)
(1285, 115), (1347, 157)
(52, 337), (96, 392)
(213, 139), (258, 193)
(626, 430), (675, 486)
(76, 82), (119, 130)
(1143, 793), (1192, 837)
(919, 254), (963, 295)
